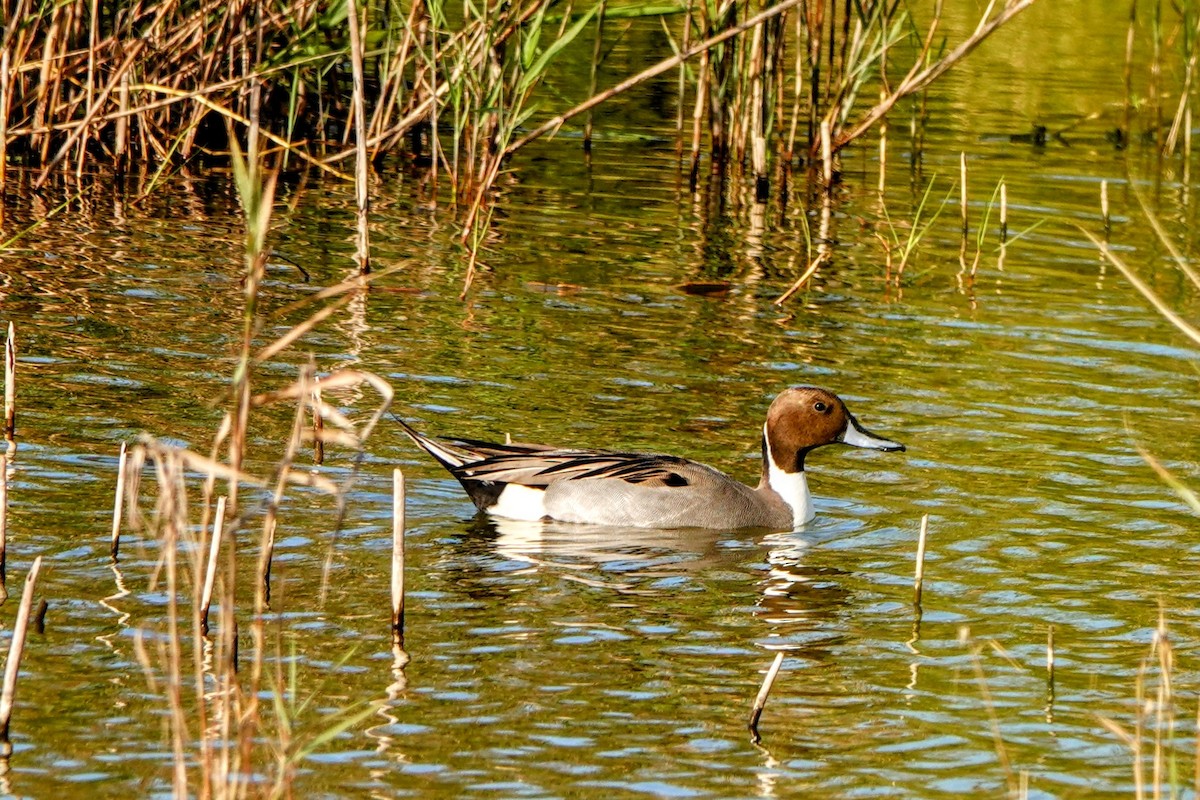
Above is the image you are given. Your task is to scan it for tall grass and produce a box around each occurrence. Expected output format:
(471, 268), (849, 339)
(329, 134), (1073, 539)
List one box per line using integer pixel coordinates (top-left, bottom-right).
(106, 120), (397, 796)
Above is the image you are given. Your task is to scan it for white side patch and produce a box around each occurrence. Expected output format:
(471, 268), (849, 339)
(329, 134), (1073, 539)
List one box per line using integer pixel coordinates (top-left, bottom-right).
(764, 424), (813, 528)
(488, 483), (548, 521)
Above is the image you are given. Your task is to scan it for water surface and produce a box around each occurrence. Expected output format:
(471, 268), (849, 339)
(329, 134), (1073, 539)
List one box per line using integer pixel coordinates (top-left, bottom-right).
(0, 1), (1198, 797)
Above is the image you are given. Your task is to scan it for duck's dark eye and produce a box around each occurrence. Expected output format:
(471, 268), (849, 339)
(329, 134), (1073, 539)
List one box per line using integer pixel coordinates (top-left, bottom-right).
(814, 401), (828, 413)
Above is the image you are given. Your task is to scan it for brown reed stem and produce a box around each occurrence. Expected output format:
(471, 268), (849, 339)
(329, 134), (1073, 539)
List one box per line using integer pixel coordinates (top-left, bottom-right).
(110, 442), (127, 560)
(200, 496), (226, 634)
(0, 555), (42, 751)
(4, 322), (13, 441)
(748, 650), (785, 743)
(392, 468), (406, 634)
(913, 513), (929, 608)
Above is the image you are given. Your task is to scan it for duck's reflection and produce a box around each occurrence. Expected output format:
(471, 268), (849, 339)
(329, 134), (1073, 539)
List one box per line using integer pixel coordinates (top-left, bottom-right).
(754, 531), (852, 633)
(456, 516), (854, 644)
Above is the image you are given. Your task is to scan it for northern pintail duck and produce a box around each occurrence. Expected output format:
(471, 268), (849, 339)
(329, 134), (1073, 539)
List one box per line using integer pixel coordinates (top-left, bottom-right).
(400, 386), (905, 530)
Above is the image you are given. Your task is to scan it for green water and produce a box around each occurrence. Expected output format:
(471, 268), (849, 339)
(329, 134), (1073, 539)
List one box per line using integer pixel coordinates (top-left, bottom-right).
(1, 1), (1199, 797)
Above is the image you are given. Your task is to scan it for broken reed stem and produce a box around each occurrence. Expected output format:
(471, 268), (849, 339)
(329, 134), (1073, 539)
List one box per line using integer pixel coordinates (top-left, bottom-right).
(4, 323), (13, 440)
(821, 117), (833, 187)
(1046, 624), (1055, 712)
(391, 468), (406, 635)
(959, 152), (968, 243)
(1101, 179), (1111, 240)
(1047, 624), (1055, 680)
(748, 650), (786, 743)
(0, 555), (42, 750)
(200, 496), (227, 634)
(878, 107), (887, 195)
(312, 386), (324, 465)
(110, 442), (128, 559)
(913, 513), (929, 608)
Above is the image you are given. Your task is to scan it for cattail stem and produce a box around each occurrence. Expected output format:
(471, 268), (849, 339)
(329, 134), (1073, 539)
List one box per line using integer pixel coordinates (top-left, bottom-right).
(391, 468), (406, 634)
(748, 651), (785, 743)
(0, 555), (42, 750)
(110, 442), (127, 559)
(913, 514), (929, 608)
(4, 322), (14, 440)
(201, 496), (227, 634)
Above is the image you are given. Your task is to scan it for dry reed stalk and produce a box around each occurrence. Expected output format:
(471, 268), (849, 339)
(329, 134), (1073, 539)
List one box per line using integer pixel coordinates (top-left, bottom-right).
(391, 468), (406, 634)
(999, 181), (1007, 243)
(748, 650), (785, 743)
(913, 513), (928, 607)
(877, 104), (887, 195)
(821, 116), (833, 186)
(346, 0), (371, 275)
(959, 151), (968, 242)
(1152, 610), (1175, 798)
(1085, 235), (1200, 348)
(0, 50), (8, 197)
(312, 386), (325, 465)
(690, 48), (710, 187)
(3, 323), (13, 441)
(200, 496), (226, 634)
(0, 455), (6, 602)
(110, 442), (127, 559)
(1186, 106), (1193, 187)
(676, 0), (693, 137)
(963, 632), (1017, 796)
(1101, 180), (1110, 240)
(584, 0), (607, 153)
(0, 555), (42, 752)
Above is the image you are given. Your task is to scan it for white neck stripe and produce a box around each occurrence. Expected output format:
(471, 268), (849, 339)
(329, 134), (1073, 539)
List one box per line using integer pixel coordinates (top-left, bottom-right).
(763, 424), (813, 528)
